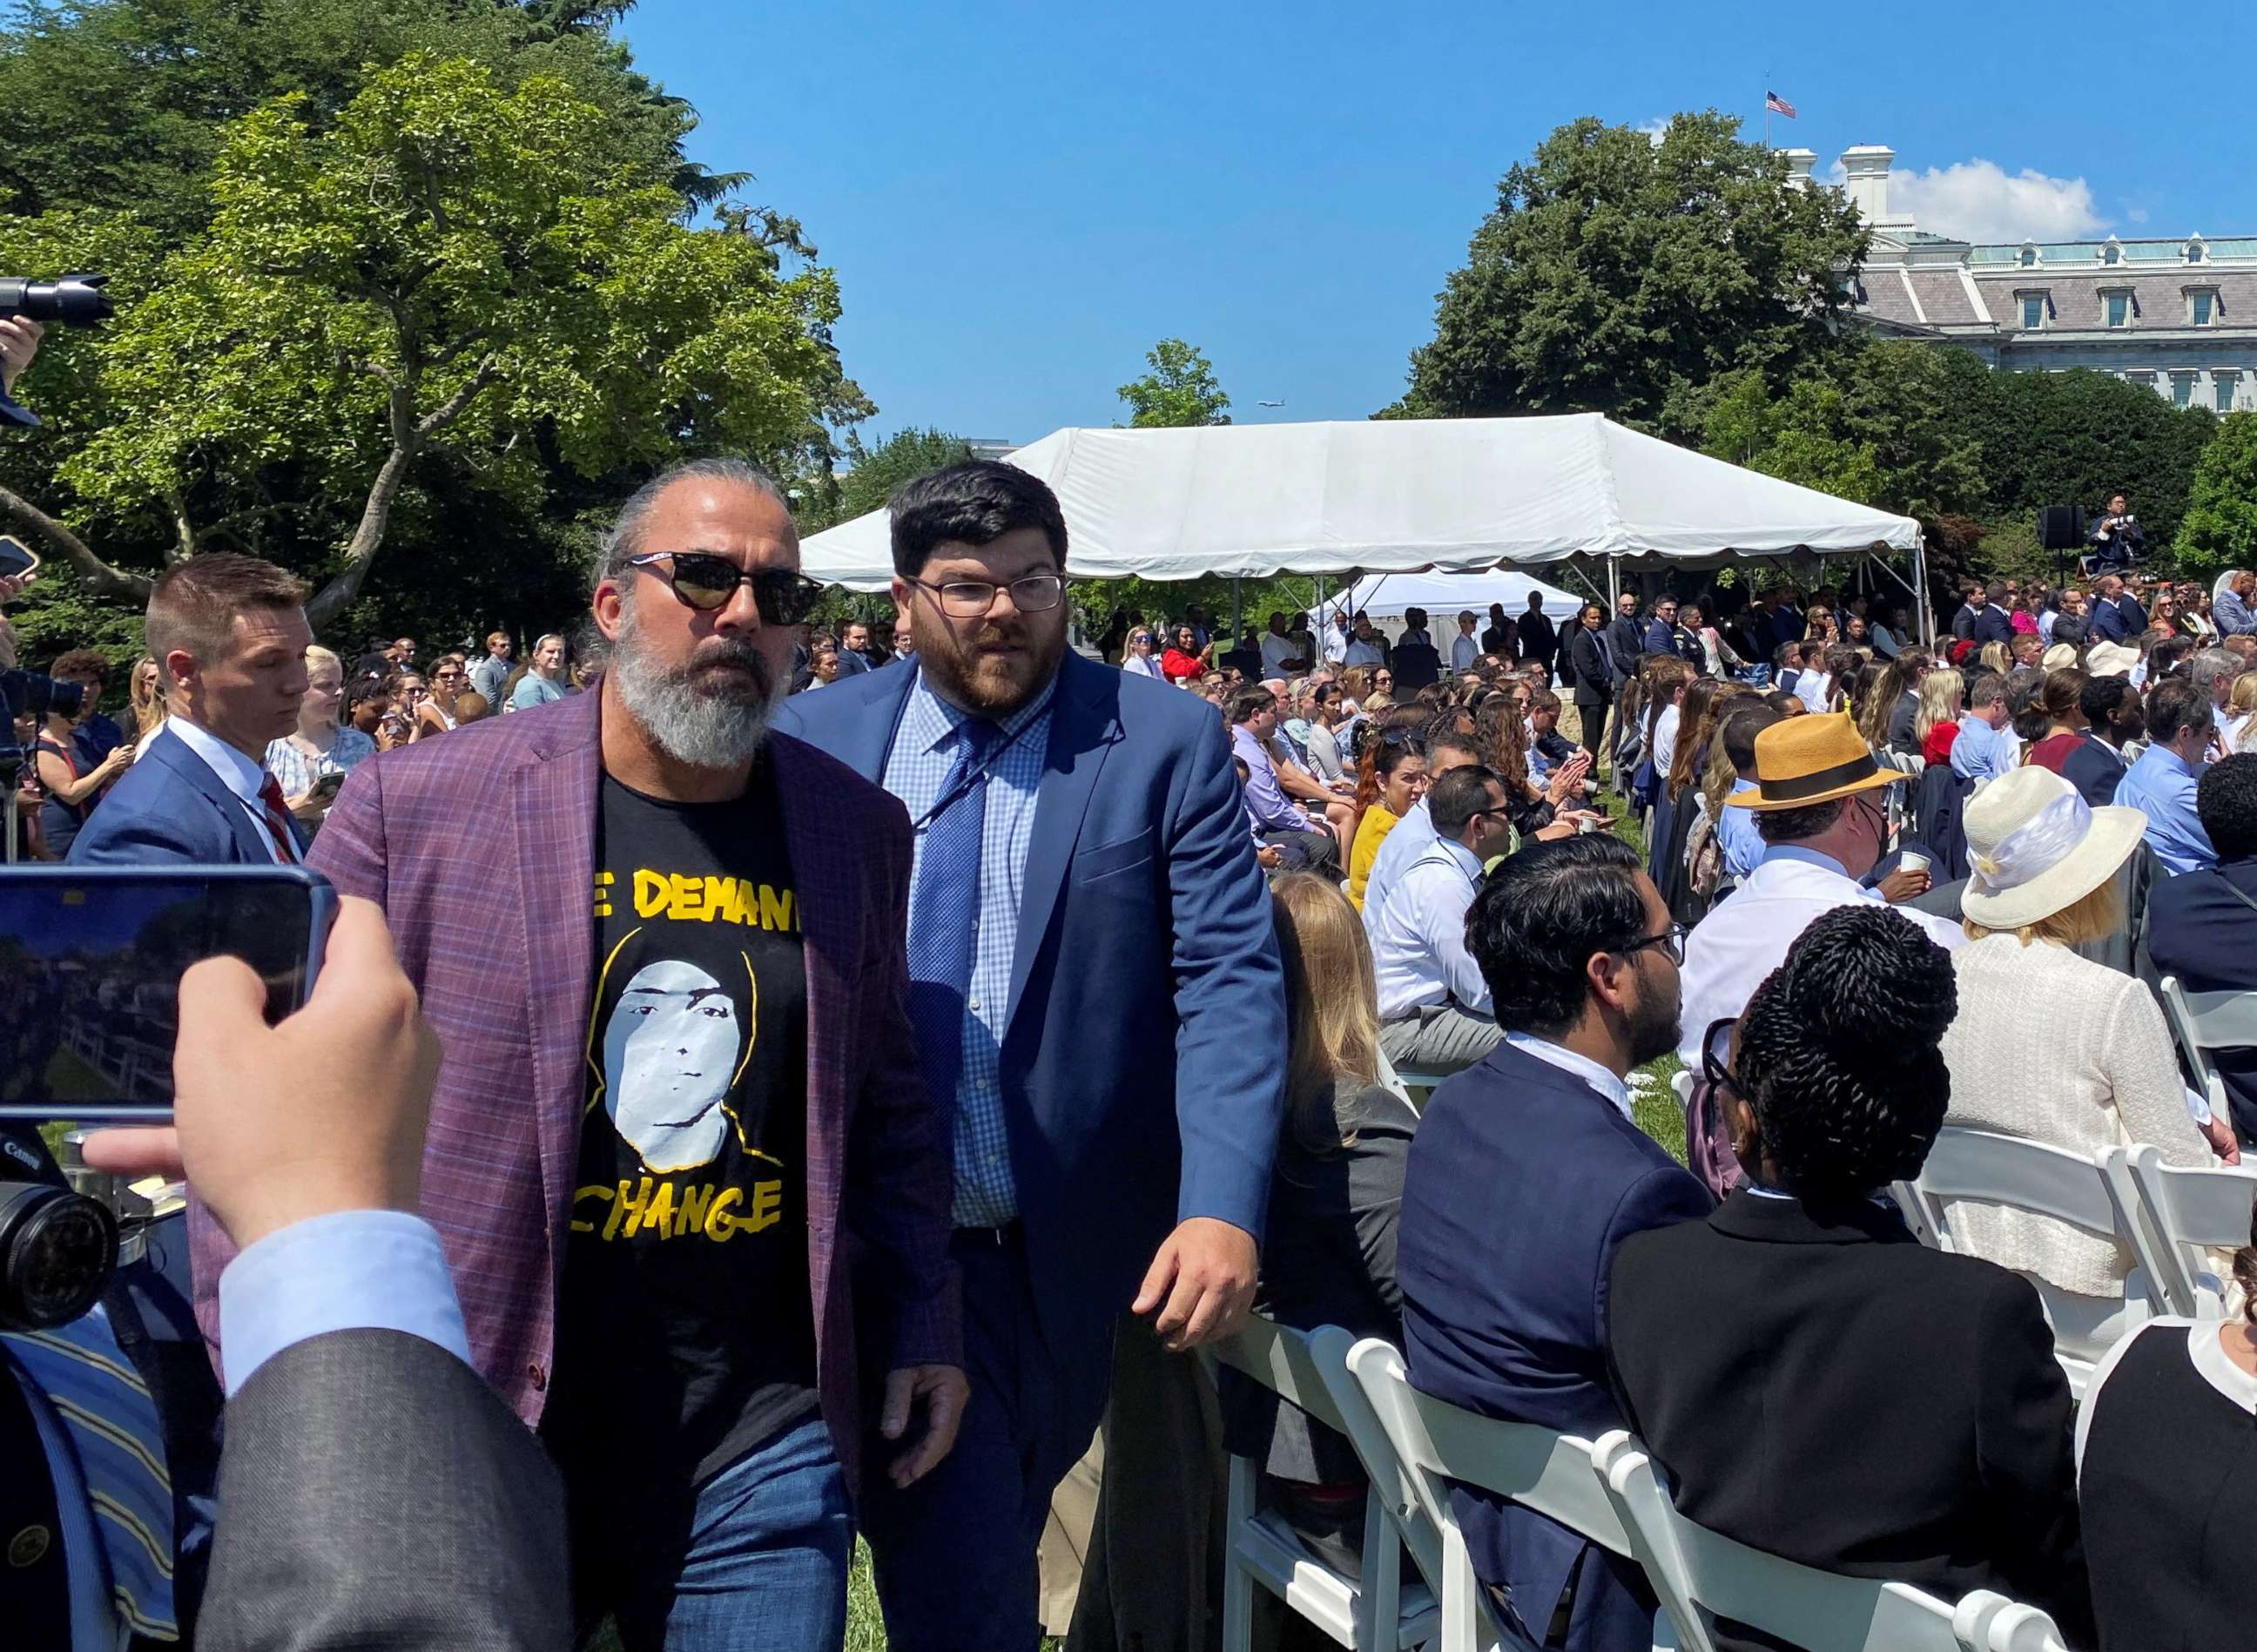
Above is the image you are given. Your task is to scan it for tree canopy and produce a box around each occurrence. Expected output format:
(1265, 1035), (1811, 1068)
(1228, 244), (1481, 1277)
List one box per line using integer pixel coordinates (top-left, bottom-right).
(1117, 338), (1231, 428)
(2176, 413), (2257, 578)
(1395, 112), (1868, 435)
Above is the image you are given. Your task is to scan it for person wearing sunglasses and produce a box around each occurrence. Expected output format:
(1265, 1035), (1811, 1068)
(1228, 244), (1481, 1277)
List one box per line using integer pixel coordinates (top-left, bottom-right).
(1366, 765), (1518, 1073)
(1398, 832), (1711, 1652)
(508, 632), (569, 711)
(776, 460), (1288, 1652)
(277, 457), (967, 1652)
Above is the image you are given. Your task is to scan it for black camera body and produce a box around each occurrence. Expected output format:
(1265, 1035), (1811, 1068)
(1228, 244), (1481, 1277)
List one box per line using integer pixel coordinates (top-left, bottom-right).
(0, 272), (111, 429)
(0, 668), (90, 772)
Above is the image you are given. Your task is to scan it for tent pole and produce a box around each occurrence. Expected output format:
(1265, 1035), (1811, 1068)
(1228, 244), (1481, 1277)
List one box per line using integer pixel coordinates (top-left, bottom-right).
(1911, 533), (1935, 648)
(1231, 576), (1243, 645)
(1607, 556), (1620, 610)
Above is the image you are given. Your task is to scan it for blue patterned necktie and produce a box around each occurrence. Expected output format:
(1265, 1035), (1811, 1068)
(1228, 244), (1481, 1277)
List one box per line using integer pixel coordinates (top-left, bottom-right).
(906, 717), (1002, 1124)
(4, 1307), (178, 1641)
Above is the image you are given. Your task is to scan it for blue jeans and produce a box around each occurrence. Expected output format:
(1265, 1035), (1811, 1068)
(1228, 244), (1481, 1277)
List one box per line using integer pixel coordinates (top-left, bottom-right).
(593, 1417), (852, 1652)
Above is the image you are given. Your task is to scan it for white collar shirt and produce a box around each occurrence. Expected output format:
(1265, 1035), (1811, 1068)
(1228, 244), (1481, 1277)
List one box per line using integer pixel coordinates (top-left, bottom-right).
(1361, 797), (1437, 919)
(1794, 669), (1833, 713)
(169, 716), (289, 864)
(1260, 632), (1298, 674)
(1676, 842), (1964, 1068)
(1503, 1030), (1631, 1121)
(1366, 836), (1491, 1020)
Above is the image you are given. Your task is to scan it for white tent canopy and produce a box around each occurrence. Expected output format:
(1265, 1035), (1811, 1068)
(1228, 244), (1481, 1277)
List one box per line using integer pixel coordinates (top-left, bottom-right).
(798, 414), (1923, 594)
(1309, 569), (1583, 630)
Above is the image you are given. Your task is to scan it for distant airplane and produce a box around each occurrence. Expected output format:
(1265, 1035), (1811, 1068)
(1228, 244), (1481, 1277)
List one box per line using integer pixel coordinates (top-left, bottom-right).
(1257, 399), (1284, 408)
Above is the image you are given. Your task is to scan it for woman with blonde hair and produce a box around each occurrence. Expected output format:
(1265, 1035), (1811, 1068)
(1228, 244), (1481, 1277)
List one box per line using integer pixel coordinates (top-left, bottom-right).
(266, 644), (376, 830)
(1916, 667), (1964, 768)
(1937, 766), (2238, 1357)
(1977, 640), (2011, 678)
(1220, 872), (1418, 1573)
(126, 655), (165, 746)
(2227, 671), (2257, 752)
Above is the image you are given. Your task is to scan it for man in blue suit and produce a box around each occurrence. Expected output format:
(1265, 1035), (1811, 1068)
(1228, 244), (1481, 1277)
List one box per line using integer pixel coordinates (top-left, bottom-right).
(834, 618), (877, 676)
(1398, 833), (1711, 1651)
(2089, 572), (2148, 644)
(774, 462), (1286, 1651)
(2148, 753), (2257, 1146)
(70, 554), (314, 867)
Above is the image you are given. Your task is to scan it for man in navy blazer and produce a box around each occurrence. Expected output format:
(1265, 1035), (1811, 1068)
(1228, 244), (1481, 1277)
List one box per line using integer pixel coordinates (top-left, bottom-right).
(69, 554), (314, 867)
(774, 461), (1286, 1650)
(1398, 833), (1712, 1651)
(2149, 754), (2257, 1145)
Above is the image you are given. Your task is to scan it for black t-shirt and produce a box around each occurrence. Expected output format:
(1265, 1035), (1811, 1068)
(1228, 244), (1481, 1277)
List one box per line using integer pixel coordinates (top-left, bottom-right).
(545, 765), (819, 1494)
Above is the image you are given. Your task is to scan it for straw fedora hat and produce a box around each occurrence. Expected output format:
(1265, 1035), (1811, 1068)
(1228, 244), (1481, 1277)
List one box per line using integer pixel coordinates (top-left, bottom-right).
(1725, 712), (1902, 812)
(2041, 643), (2078, 672)
(2086, 641), (2139, 679)
(1960, 765), (2148, 931)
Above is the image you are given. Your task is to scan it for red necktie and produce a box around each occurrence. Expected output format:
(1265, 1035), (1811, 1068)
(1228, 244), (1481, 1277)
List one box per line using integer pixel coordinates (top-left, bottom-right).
(257, 773), (301, 865)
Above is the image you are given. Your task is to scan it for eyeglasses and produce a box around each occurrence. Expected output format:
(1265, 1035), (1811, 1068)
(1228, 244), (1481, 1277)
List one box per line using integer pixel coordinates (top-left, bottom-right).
(434, 668), (466, 682)
(1700, 1015), (1741, 1096)
(1618, 922), (1689, 968)
(906, 572), (1067, 618)
(627, 552), (824, 624)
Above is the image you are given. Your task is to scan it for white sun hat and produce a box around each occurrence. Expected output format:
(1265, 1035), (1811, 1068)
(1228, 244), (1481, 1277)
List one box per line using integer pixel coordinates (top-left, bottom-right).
(1961, 765), (2148, 931)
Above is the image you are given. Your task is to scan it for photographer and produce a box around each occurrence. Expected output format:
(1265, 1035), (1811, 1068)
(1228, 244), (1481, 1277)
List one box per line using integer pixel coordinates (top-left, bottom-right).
(2089, 492), (2147, 570)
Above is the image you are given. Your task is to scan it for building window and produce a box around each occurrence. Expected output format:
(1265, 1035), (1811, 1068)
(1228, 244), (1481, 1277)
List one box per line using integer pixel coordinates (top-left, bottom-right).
(2217, 372), (2240, 413)
(2171, 372), (2196, 409)
(2019, 245), (2038, 267)
(2126, 371), (2156, 395)
(2190, 288), (2218, 326)
(2102, 289), (2132, 327)
(2103, 242), (2121, 265)
(2186, 238), (2206, 264)
(2019, 292), (2047, 329)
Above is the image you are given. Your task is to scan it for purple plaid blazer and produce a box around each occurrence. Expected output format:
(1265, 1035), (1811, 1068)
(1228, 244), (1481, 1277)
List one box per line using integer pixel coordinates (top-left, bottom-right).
(191, 688), (958, 1496)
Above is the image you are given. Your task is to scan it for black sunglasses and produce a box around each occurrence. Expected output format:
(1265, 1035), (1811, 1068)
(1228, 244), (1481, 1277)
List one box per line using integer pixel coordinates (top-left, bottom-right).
(1700, 1015), (1740, 1096)
(628, 552), (823, 624)
(1618, 922), (1689, 968)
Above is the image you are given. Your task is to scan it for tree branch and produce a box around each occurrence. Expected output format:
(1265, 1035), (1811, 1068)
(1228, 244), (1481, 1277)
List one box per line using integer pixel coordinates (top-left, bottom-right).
(0, 487), (152, 604)
(415, 358), (501, 438)
(162, 489), (199, 566)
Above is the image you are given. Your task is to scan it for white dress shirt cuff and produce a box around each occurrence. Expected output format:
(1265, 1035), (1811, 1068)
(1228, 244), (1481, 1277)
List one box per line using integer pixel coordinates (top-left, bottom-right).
(219, 1210), (472, 1397)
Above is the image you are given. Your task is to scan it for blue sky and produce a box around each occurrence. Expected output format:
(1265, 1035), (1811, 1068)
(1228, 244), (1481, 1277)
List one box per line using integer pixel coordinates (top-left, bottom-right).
(622, 0), (2256, 448)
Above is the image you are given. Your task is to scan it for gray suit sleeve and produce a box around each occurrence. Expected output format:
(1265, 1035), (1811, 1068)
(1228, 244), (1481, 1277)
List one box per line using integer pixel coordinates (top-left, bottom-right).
(202, 1329), (570, 1652)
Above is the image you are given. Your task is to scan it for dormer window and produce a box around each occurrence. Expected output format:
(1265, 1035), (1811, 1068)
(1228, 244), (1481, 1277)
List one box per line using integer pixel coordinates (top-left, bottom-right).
(2189, 287), (2220, 327)
(2103, 240), (2121, 266)
(2018, 244), (2039, 267)
(2018, 290), (2050, 330)
(2100, 287), (2134, 328)
(2186, 236), (2207, 264)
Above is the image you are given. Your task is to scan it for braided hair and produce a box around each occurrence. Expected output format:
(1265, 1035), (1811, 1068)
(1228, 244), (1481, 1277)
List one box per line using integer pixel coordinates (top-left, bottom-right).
(1736, 905), (1957, 1200)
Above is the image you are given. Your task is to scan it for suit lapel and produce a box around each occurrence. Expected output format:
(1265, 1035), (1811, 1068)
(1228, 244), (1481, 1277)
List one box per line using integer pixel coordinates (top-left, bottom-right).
(510, 696), (603, 1270)
(1005, 656), (1122, 1031)
(150, 731), (276, 865)
(832, 664), (918, 785)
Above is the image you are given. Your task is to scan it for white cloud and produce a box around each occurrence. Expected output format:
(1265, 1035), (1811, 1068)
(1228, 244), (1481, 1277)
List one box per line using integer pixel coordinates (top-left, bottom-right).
(1827, 157), (2108, 242)
(1635, 116), (1672, 146)
(2125, 203), (2151, 225)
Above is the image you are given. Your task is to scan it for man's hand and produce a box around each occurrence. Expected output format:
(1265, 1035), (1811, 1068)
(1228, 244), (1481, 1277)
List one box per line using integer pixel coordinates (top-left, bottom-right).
(2203, 1110), (2242, 1166)
(1256, 843), (1283, 870)
(880, 1363), (969, 1489)
(81, 896), (441, 1250)
(1131, 1217), (1258, 1353)
(1876, 866), (1933, 903)
(0, 314), (43, 394)
(0, 570), (33, 606)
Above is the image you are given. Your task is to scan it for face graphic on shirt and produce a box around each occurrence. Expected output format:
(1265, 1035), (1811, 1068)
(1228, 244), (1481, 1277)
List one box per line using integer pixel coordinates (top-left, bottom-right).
(602, 958), (743, 1172)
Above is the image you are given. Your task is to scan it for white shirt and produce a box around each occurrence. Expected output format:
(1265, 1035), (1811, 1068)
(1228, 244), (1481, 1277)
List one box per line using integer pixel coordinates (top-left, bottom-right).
(1794, 669), (1833, 714)
(1676, 844), (1964, 1067)
(168, 715), (290, 864)
(1323, 625), (1351, 664)
(1452, 632), (1481, 672)
(1367, 837), (1490, 1019)
(1122, 652), (1162, 679)
(1260, 632), (1298, 675)
(1361, 797), (1438, 919)
(1503, 1029), (1631, 1121)
(1652, 703), (1681, 779)
(1344, 637), (1385, 668)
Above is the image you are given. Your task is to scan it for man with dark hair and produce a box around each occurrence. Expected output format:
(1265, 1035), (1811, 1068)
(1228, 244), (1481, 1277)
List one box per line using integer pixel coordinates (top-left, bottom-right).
(2064, 676), (2145, 806)
(1360, 729), (1486, 917)
(2115, 676), (2218, 873)
(2089, 491), (2146, 570)
(70, 552), (314, 866)
(1364, 764), (1515, 1073)
(836, 619), (877, 676)
(1398, 833), (1712, 1651)
(776, 460), (1286, 1650)
(1966, 582), (2015, 648)
(1228, 686), (1340, 873)
(1513, 592), (1553, 678)
(2149, 754), (2257, 1144)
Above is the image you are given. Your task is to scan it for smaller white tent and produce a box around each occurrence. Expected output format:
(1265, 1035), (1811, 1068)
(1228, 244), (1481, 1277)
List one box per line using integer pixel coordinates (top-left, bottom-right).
(1308, 569), (1582, 632)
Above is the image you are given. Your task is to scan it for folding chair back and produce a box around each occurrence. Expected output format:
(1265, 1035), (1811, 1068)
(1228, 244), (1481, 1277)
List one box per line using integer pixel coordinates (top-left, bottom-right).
(1590, 1435), (2066, 1652)
(2118, 1143), (2257, 1318)
(1208, 1318), (1433, 1650)
(2159, 976), (2257, 1128)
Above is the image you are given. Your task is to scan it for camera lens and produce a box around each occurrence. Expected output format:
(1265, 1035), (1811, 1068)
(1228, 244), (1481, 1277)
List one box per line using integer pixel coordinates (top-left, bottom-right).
(0, 1181), (118, 1331)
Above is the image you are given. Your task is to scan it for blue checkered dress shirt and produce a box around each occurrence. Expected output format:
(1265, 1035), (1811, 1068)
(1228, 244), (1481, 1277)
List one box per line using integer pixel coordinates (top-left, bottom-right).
(885, 669), (1057, 1226)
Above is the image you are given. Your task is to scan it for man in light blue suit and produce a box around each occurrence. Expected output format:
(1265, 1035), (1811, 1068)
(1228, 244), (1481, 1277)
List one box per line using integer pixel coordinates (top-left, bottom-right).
(774, 462), (1286, 1651)
(70, 554), (314, 868)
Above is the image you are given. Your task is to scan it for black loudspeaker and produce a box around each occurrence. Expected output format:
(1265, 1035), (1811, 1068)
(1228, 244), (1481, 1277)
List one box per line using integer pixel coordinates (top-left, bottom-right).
(2038, 504), (2086, 552)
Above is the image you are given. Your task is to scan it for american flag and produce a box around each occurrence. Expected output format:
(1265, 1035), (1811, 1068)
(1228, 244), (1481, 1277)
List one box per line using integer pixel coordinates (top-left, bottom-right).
(1765, 90), (1798, 118)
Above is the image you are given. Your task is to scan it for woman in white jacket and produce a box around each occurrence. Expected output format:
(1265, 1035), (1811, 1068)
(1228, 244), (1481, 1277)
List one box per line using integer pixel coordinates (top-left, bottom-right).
(1937, 766), (2240, 1352)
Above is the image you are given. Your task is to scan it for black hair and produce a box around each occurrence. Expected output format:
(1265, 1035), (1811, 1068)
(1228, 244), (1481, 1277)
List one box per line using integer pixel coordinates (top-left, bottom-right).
(888, 461), (1068, 579)
(2197, 753), (2257, 861)
(1427, 729), (1485, 766)
(2079, 673), (2132, 727)
(2150, 635), (2196, 678)
(1737, 904), (1957, 1199)
(1467, 833), (1647, 1035)
(1719, 700), (1781, 772)
(1430, 764), (1504, 838)
(1755, 796), (1849, 845)
(2005, 667), (2050, 742)
(1227, 686), (1277, 725)
(2146, 676), (2209, 744)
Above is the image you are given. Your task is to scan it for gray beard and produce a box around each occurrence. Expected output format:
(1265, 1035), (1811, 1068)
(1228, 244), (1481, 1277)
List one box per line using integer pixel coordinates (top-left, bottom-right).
(610, 600), (782, 771)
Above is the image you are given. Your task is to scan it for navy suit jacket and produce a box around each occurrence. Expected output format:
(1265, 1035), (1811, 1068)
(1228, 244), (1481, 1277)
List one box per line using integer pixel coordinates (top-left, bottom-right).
(1399, 1041), (1714, 1651)
(834, 647), (873, 678)
(2092, 595), (2147, 644)
(1971, 605), (2014, 647)
(774, 651), (1288, 1428)
(65, 725), (305, 866)
(2146, 855), (2257, 1143)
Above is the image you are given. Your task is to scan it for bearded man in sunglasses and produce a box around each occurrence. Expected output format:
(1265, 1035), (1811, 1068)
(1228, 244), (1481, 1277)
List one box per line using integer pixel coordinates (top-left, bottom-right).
(243, 457), (964, 1652)
(778, 461), (1288, 1652)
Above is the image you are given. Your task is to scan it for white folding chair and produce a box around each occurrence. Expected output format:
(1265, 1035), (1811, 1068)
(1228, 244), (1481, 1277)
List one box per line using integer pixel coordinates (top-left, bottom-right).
(1589, 1434), (2071, 1652)
(2117, 1143), (2257, 1318)
(1391, 1069), (1450, 1110)
(1669, 1069), (1694, 1114)
(2158, 975), (2257, 1132)
(1207, 1318), (1437, 1650)
(1344, 1338), (1671, 1652)
(1904, 1127), (2153, 1388)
